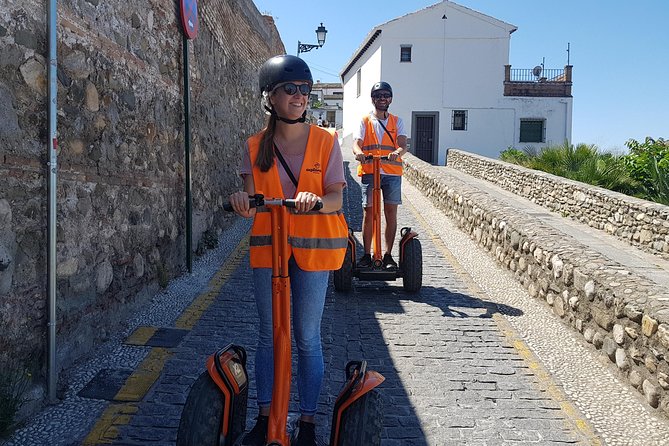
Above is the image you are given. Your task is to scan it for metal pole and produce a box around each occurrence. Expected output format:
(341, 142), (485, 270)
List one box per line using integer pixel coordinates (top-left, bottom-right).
(183, 34), (192, 273)
(47, 0), (58, 402)
(297, 41), (301, 56)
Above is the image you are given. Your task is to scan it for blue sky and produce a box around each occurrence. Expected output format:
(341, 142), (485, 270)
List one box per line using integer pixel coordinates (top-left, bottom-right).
(252, 0), (667, 153)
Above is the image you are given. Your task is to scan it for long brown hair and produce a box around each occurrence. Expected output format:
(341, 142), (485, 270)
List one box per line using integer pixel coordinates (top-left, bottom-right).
(256, 113), (277, 172)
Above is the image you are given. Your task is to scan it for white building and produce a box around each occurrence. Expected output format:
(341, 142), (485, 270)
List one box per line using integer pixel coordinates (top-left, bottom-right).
(340, 0), (573, 163)
(307, 82), (343, 130)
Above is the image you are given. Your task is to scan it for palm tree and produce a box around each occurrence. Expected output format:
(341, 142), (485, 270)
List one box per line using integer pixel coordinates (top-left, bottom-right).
(512, 142), (640, 195)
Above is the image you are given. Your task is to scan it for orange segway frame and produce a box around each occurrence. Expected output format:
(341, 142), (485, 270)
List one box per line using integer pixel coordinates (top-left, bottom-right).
(330, 360), (385, 446)
(266, 197), (292, 446)
(369, 155), (386, 268)
(398, 226), (419, 265)
(204, 344), (248, 440)
(246, 194), (324, 446)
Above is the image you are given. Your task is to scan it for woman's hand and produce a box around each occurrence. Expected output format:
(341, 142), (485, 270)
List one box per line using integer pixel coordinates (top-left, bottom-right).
(229, 191), (255, 218)
(293, 191), (321, 213)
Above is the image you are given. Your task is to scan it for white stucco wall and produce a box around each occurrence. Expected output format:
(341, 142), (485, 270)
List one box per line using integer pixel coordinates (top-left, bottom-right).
(342, 43), (383, 137)
(340, 0), (573, 163)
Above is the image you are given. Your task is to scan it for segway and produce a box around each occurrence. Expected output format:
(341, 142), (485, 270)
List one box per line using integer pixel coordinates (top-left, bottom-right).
(177, 194), (385, 446)
(334, 155), (422, 293)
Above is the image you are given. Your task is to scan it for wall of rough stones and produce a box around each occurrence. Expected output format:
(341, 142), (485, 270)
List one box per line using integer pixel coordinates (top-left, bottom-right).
(447, 149), (669, 260)
(0, 0), (283, 393)
(403, 153), (669, 417)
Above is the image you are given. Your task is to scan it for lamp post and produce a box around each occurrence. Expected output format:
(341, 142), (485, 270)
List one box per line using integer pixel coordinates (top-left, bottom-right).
(297, 22), (327, 57)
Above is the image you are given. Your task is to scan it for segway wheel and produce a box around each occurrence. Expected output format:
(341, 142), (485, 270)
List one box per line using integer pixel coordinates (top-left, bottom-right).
(333, 243), (353, 292)
(336, 388), (383, 446)
(401, 238), (422, 293)
(177, 371), (224, 446)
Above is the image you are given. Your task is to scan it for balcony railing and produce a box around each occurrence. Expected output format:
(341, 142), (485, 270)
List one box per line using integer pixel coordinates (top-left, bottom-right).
(504, 65), (572, 98)
(510, 68), (565, 82)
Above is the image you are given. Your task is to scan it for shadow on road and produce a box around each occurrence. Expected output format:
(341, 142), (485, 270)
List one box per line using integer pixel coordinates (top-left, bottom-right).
(322, 159), (524, 444)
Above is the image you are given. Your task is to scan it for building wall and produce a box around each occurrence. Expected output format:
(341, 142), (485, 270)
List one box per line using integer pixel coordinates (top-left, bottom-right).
(307, 82), (343, 129)
(340, 1), (572, 163)
(342, 43), (383, 136)
(0, 0), (283, 390)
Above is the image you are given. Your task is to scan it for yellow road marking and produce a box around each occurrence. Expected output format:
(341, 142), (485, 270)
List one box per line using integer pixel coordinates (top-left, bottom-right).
(114, 347), (172, 402)
(403, 194), (601, 445)
(82, 403), (138, 445)
(176, 236), (249, 329)
(124, 326), (157, 346)
(82, 235), (250, 444)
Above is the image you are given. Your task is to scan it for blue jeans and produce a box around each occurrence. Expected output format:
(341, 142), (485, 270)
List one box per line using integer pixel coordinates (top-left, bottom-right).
(361, 174), (402, 207)
(253, 257), (329, 416)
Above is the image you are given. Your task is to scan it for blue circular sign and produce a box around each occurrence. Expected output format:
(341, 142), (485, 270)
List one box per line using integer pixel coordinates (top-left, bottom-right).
(180, 0), (198, 40)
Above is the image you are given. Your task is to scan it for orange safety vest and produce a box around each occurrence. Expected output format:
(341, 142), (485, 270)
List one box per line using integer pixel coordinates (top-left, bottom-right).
(247, 126), (348, 271)
(357, 114), (403, 176)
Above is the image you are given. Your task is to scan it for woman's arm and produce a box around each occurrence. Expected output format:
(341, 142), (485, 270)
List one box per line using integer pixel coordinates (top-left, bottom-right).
(228, 174), (257, 218)
(293, 183), (343, 214)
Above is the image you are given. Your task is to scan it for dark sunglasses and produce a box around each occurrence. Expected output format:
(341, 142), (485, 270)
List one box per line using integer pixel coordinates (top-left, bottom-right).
(372, 93), (392, 99)
(277, 83), (311, 96)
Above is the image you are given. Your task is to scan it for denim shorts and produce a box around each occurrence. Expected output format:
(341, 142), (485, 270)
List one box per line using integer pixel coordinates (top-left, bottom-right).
(361, 174), (402, 207)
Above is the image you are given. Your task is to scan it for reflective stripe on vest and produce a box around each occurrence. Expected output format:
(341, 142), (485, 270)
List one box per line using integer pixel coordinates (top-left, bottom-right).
(247, 126), (348, 271)
(357, 114), (403, 176)
(250, 234), (348, 250)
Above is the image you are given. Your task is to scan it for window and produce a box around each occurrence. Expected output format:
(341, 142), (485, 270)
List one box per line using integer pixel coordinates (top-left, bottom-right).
(400, 45), (412, 62)
(519, 119), (545, 143)
(356, 69), (361, 97)
(452, 110), (467, 131)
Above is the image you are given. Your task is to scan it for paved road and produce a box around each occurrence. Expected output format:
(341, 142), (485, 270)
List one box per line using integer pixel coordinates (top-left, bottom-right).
(6, 150), (669, 445)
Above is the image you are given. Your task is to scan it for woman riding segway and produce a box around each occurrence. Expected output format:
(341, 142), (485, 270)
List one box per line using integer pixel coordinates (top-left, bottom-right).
(177, 54), (385, 446)
(228, 54), (349, 446)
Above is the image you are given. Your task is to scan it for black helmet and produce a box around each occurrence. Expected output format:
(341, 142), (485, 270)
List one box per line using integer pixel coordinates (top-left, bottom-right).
(259, 55), (313, 94)
(371, 81), (392, 96)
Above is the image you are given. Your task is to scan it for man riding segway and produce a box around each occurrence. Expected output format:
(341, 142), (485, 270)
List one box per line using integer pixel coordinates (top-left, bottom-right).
(334, 82), (422, 293)
(353, 82), (408, 270)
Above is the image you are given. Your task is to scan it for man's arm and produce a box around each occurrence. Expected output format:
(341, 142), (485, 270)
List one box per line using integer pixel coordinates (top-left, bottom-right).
(353, 119), (366, 162)
(388, 135), (407, 161)
(353, 138), (366, 162)
(388, 117), (408, 161)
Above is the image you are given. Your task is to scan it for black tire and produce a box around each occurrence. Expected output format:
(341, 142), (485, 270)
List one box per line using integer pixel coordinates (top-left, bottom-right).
(333, 243), (353, 292)
(402, 238), (422, 293)
(177, 372), (224, 446)
(337, 389), (383, 446)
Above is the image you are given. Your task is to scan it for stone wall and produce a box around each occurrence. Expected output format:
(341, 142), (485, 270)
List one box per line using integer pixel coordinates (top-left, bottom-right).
(0, 0), (283, 392)
(404, 153), (669, 417)
(447, 149), (669, 260)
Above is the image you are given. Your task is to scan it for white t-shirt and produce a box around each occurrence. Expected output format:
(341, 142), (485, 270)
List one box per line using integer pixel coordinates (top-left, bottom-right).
(353, 112), (406, 146)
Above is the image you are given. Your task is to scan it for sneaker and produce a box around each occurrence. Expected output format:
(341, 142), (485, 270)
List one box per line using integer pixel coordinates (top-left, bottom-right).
(358, 253), (372, 268)
(240, 415), (268, 446)
(382, 253), (397, 269)
(293, 420), (317, 446)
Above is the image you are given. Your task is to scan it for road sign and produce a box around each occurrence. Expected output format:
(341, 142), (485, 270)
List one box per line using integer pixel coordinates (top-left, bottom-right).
(180, 0), (198, 40)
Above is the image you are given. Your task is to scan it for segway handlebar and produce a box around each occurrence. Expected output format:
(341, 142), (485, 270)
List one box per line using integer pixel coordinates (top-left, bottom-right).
(223, 194), (323, 212)
(364, 155), (390, 160)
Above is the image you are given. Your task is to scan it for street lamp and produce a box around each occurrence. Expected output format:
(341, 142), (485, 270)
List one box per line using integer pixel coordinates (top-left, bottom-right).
(297, 23), (327, 57)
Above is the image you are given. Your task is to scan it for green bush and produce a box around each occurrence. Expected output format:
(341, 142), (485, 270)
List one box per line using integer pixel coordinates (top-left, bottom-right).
(501, 142), (639, 196)
(622, 137), (669, 205)
(499, 147), (529, 165)
(0, 368), (31, 438)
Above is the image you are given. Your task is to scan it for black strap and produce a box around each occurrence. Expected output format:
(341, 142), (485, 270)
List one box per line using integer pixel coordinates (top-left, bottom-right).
(377, 117), (396, 147)
(273, 143), (299, 188)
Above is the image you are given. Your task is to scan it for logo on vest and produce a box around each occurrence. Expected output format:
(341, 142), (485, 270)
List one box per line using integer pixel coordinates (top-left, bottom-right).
(306, 162), (322, 174)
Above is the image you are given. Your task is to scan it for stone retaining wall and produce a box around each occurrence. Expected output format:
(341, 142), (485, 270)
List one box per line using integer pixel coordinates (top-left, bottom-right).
(0, 0), (282, 393)
(403, 153), (669, 417)
(447, 149), (669, 260)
